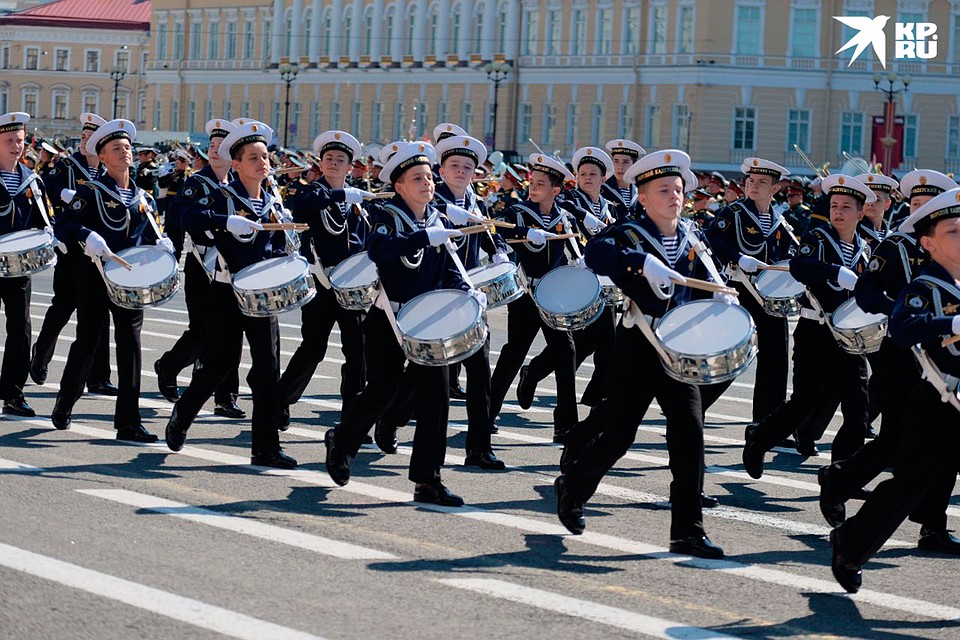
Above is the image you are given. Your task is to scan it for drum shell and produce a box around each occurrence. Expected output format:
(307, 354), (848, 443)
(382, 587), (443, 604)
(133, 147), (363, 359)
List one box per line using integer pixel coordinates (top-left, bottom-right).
(467, 262), (527, 309)
(0, 230), (58, 278)
(753, 263), (803, 318)
(397, 290), (488, 366)
(533, 266), (604, 331)
(103, 246), (181, 309)
(656, 300), (758, 385)
(598, 275), (624, 308)
(329, 252), (379, 311)
(830, 298), (886, 355)
(232, 256), (316, 317)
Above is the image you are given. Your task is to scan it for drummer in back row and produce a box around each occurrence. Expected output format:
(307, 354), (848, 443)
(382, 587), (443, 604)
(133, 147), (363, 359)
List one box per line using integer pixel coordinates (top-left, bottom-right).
(0, 112), (51, 418)
(166, 121), (298, 470)
(555, 149), (733, 558)
(51, 119), (172, 442)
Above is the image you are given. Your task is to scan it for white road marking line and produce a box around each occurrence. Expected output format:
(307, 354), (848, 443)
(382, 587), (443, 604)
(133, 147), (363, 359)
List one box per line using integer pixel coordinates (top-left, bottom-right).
(78, 488), (397, 560)
(439, 577), (742, 639)
(0, 542), (328, 640)
(0, 458), (42, 472)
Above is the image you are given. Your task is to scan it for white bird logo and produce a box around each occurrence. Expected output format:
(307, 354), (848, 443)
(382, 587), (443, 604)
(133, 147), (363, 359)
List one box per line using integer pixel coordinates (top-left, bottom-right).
(834, 15), (890, 68)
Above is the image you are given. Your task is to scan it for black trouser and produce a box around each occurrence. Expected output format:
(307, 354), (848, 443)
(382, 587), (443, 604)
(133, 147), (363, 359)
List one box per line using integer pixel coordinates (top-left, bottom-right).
(561, 324), (706, 540)
(54, 263), (143, 429)
(333, 308), (450, 484)
(489, 295), (577, 432)
(32, 248), (111, 384)
(173, 281), (280, 454)
(730, 283), (789, 422)
(523, 306), (617, 404)
(0, 275), (31, 401)
(834, 383), (960, 567)
(751, 318), (868, 462)
(277, 279), (365, 418)
(156, 253), (238, 405)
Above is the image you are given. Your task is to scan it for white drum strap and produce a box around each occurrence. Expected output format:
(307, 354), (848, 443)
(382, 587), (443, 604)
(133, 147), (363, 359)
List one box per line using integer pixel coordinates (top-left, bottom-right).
(805, 288), (854, 350)
(310, 253), (332, 290)
(622, 298), (673, 366)
(684, 224), (728, 288)
(26, 176), (53, 228)
(136, 192), (164, 240)
(373, 287), (402, 345)
(727, 265), (765, 307)
(911, 345), (960, 412)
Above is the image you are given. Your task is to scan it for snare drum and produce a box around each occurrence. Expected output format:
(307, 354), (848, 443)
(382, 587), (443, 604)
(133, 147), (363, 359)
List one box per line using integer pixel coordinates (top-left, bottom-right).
(533, 266), (603, 331)
(231, 255), (316, 317)
(467, 261), (526, 309)
(0, 229), (57, 277)
(103, 246), (181, 309)
(830, 298), (886, 354)
(329, 252), (379, 311)
(655, 300), (757, 384)
(396, 289), (487, 366)
(597, 275), (624, 308)
(753, 262), (804, 317)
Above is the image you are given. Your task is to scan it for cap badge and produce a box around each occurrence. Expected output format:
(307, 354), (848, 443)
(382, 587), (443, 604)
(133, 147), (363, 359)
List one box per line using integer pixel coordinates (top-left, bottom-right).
(752, 159), (759, 166)
(838, 176), (845, 185)
(919, 176), (928, 185)
(252, 124), (258, 132)
(664, 153), (671, 162)
(335, 133), (341, 140)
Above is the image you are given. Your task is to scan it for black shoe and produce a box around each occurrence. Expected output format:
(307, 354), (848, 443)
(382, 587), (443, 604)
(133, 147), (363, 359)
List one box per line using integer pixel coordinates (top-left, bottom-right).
(361, 433), (374, 445)
(374, 420), (399, 454)
(251, 449), (298, 469)
(794, 432), (820, 457)
(579, 392), (604, 408)
(553, 427), (569, 445)
(817, 466), (846, 528)
(51, 407), (71, 430)
(849, 487), (872, 501)
(154, 360), (180, 402)
(449, 384), (468, 400)
(2, 397), (36, 418)
(669, 535), (725, 559)
(701, 492), (719, 509)
(555, 476), (585, 535)
(413, 481), (465, 507)
(277, 407), (290, 431)
(516, 365), (535, 410)
(742, 424), (764, 479)
(490, 422), (499, 435)
(87, 381), (119, 396)
(165, 408), (188, 452)
(830, 529), (862, 593)
(464, 449), (506, 470)
(918, 527), (960, 555)
(324, 429), (351, 486)
(214, 401), (246, 419)
(116, 424), (158, 443)
(29, 344), (47, 385)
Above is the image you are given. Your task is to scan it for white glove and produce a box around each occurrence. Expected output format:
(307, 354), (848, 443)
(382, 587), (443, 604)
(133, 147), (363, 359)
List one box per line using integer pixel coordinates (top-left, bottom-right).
(469, 289), (488, 312)
(642, 253), (686, 289)
(426, 226), (463, 247)
(83, 231), (110, 258)
(525, 227), (552, 246)
(491, 252), (510, 265)
(582, 212), (604, 232)
(738, 254), (767, 274)
(155, 237), (175, 254)
(837, 267), (858, 291)
(226, 215), (264, 235)
(343, 187), (374, 205)
(60, 188), (76, 204)
(43, 226), (54, 238)
(714, 291), (739, 306)
(953, 316), (960, 336)
(573, 256), (587, 269)
(444, 204), (486, 226)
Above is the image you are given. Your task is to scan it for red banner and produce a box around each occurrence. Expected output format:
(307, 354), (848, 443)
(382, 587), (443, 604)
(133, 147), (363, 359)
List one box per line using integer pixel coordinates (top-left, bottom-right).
(871, 114), (904, 170)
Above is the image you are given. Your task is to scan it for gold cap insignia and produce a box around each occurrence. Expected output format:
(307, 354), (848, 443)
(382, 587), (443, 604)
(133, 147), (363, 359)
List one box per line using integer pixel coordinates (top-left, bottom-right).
(664, 153), (671, 162)
(920, 176), (928, 185)
(446, 125), (453, 131)
(463, 138), (470, 146)
(752, 159), (759, 166)
(586, 149), (593, 155)
(334, 133), (341, 140)
(418, 144), (425, 152)
(838, 176), (845, 185)
(392, 144), (398, 151)
(252, 124), (258, 132)
(537, 155), (543, 163)
(86, 115), (93, 122)
(867, 175), (874, 182)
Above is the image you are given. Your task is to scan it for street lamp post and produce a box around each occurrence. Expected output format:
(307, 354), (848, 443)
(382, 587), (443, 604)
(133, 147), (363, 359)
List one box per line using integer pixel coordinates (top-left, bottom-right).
(483, 61), (511, 151)
(110, 65), (127, 119)
(873, 72), (910, 173)
(279, 62), (300, 148)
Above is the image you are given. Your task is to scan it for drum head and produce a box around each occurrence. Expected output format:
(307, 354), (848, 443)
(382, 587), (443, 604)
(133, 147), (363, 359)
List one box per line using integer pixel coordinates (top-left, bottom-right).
(330, 252), (377, 288)
(0, 229), (49, 252)
(467, 261), (514, 285)
(833, 298), (885, 329)
(233, 256), (308, 291)
(105, 246), (177, 287)
(535, 266), (601, 313)
(755, 264), (804, 298)
(658, 300), (754, 355)
(397, 290), (479, 339)
(203, 247), (219, 273)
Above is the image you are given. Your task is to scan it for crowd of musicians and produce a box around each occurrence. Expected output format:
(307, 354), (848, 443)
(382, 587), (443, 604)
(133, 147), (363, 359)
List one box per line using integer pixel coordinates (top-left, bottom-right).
(4, 105), (960, 595)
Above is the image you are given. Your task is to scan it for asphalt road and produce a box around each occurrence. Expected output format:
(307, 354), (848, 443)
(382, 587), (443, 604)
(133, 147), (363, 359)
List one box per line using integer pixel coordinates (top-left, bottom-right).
(2, 266), (959, 640)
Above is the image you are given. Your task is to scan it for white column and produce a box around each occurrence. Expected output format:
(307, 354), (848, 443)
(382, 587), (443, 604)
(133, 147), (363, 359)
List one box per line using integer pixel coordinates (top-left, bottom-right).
(271, 0), (283, 65)
(309, 0), (322, 63)
(329, 0), (344, 61)
(413, 0), (427, 63)
(390, 0), (404, 63)
(456, 2), (469, 63)
(434, 0), (449, 62)
(371, 0), (384, 63)
(291, 0), (303, 60)
(505, 0), (518, 61)
(349, 0), (362, 62)
(481, 0), (495, 61)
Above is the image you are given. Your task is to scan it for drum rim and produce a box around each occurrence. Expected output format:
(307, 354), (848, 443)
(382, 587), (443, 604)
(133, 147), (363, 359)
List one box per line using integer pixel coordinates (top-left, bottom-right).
(397, 288), (482, 338)
(534, 265), (602, 313)
(657, 300), (756, 358)
(232, 255), (310, 289)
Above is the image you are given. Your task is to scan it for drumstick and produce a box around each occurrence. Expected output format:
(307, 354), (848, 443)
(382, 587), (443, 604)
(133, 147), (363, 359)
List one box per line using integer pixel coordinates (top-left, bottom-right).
(260, 222), (309, 232)
(364, 192), (395, 200)
(942, 334), (960, 347)
(457, 223), (498, 235)
(506, 233), (580, 244)
(672, 276), (739, 296)
(757, 264), (791, 272)
(485, 220), (517, 228)
(106, 253), (133, 270)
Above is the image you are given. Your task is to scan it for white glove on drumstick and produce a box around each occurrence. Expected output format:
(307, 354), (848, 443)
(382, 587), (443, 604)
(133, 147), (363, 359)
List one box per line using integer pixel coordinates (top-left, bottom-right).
(738, 254), (767, 274)
(426, 227), (463, 247)
(642, 254), (686, 289)
(837, 267), (858, 291)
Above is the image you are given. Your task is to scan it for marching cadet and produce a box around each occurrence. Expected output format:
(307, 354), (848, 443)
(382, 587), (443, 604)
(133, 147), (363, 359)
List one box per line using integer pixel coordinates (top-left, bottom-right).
(856, 173), (896, 251)
(705, 157), (797, 422)
(742, 175), (875, 476)
(31, 113), (115, 395)
(488, 154), (578, 443)
(165, 121), (297, 469)
(276, 130), (372, 429)
(601, 138), (644, 220)
(37, 142), (59, 180)
(51, 119), (171, 442)
(782, 181), (812, 237)
(134, 147), (159, 196)
(897, 169), (958, 227)
(153, 119), (243, 418)
(158, 148), (193, 260)
(830, 188), (960, 593)
(0, 112), (51, 417)
(324, 141), (479, 506)
(554, 149), (730, 558)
